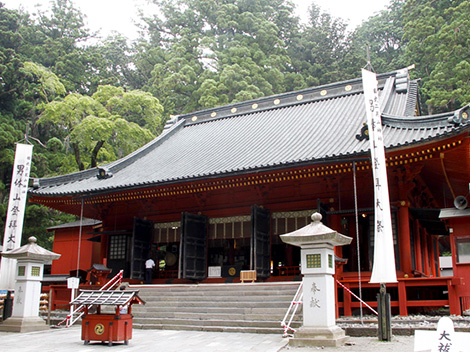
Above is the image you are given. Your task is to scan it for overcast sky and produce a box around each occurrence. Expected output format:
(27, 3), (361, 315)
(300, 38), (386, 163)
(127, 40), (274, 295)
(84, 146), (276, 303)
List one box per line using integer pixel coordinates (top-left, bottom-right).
(3, 0), (391, 40)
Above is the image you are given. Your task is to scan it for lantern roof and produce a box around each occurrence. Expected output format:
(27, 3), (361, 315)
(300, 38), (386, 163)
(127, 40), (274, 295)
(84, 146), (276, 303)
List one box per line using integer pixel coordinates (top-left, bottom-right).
(0, 236), (61, 261)
(280, 213), (352, 247)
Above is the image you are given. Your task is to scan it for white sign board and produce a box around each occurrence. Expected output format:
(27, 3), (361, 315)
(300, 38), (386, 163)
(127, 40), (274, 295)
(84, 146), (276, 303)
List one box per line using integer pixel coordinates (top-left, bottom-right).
(67, 277), (80, 289)
(414, 317), (469, 352)
(0, 143), (33, 290)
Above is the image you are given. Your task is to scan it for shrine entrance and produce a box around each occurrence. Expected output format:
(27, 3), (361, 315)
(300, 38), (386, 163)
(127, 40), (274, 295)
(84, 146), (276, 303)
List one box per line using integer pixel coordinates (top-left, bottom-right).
(141, 208), (316, 282)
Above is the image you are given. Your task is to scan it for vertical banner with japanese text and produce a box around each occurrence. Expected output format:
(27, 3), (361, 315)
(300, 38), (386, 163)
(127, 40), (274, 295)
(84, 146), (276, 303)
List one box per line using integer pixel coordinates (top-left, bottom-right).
(0, 143), (33, 290)
(361, 69), (397, 284)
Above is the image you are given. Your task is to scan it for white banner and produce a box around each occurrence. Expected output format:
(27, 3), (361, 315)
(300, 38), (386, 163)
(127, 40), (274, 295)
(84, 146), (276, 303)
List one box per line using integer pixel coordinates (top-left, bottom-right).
(361, 69), (397, 284)
(0, 143), (33, 290)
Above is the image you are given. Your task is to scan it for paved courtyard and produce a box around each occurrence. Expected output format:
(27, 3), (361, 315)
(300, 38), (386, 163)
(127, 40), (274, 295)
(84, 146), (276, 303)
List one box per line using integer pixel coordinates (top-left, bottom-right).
(0, 326), (416, 352)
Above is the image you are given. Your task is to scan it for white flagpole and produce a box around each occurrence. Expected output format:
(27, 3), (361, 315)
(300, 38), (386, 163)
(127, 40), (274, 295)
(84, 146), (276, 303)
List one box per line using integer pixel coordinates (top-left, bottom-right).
(0, 143), (34, 290)
(361, 69), (397, 284)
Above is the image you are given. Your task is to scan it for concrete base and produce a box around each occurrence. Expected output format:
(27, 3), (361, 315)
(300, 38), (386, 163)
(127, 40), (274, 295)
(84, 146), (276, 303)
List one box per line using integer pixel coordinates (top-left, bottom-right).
(0, 316), (49, 333)
(289, 326), (349, 347)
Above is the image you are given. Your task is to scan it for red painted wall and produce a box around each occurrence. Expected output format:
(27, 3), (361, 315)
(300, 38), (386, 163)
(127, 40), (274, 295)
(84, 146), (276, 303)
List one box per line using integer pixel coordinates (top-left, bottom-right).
(50, 226), (100, 275)
(449, 217), (470, 312)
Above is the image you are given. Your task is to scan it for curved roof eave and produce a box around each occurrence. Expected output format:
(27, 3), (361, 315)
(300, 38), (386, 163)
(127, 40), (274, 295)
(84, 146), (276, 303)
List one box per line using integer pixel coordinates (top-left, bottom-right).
(34, 117), (187, 189)
(29, 70), (470, 199)
(29, 125), (469, 199)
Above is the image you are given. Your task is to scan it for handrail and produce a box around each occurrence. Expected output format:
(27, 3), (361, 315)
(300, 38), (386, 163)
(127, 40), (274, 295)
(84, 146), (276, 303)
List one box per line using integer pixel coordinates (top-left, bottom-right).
(280, 282), (303, 337)
(336, 279), (378, 315)
(57, 270), (124, 327)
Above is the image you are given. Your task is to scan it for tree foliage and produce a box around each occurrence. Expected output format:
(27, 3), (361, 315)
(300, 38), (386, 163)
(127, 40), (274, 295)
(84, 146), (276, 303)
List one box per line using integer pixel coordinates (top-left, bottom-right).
(38, 85), (162, 170)
(139, 0), (300, 114)
(346, 0), (407, 76)
(404, 0), (470, 113)
(1, 0), (469, 249)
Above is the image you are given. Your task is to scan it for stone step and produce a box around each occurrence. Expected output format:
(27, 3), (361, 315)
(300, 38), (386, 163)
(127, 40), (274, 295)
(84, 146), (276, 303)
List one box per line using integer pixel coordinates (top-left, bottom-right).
(139, 296), (295, 304)
(133, 323), (284, 334)
(133, 306), (296, 315)
(137, 289), (295, 295)
(135, 288), (299, 298)
(132, 311), (300, 321)
(128, 282), (302, 333)
(134, 300), (293, 309)
(134, 282), (300, 290)
(132, 317), (300, 329)
(137, 288), (298, 296)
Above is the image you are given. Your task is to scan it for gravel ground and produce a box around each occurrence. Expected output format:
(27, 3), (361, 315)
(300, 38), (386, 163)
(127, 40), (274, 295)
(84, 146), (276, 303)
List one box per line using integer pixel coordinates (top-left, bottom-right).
(337, 314), (470, 332)
(279, 314), (470, 351)
(281, 336), (414, 352)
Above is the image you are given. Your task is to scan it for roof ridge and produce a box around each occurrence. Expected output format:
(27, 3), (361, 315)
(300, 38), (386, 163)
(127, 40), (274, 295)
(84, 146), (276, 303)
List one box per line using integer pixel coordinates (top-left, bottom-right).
(163, 68), (411, 129)
(382, 105), (470, 128)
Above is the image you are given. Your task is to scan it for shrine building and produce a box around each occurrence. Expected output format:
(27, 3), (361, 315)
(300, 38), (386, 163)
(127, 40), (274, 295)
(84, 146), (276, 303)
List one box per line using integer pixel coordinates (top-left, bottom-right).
(30, 67), (470, 316)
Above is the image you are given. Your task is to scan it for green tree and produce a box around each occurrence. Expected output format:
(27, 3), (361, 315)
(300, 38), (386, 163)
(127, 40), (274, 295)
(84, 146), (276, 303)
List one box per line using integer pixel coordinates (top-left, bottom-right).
(17, 0), (106, 94)
(345, 0), (406, 77)
(403, 0), (470, 112)
(90, 34), (138, 90)
(38, 86), (164, 171)
(138, 0), (300, 113)
(288, 3), (349, 86)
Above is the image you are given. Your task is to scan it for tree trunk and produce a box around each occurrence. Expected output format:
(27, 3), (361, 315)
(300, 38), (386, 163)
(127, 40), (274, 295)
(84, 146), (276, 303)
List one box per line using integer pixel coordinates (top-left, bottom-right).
(72, 143), (84, 171)
(90, 140), (105, 168)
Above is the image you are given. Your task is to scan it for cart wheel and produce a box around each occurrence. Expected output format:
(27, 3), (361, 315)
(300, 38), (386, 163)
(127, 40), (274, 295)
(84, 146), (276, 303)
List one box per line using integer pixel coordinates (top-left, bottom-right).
(84, 341), (90, 345)
(108, 341), (113, 347)
(124, 340), (128, 345)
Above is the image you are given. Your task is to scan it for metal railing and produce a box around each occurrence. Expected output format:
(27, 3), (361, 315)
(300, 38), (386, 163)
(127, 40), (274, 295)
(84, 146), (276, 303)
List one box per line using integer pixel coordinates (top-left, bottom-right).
(57, 270), (123, 327)
(280, 282), (303, 337)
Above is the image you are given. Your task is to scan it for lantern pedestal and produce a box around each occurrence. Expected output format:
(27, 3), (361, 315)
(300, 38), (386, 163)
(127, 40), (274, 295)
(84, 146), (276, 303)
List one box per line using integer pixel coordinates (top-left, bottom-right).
(289, 326), (348, 347)
(0, 316), (50, 333)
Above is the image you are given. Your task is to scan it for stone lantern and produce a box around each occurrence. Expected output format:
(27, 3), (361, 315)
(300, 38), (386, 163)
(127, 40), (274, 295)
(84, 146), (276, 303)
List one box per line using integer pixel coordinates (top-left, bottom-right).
(0, 236), (60, 332)
(280, 212), (352, 347)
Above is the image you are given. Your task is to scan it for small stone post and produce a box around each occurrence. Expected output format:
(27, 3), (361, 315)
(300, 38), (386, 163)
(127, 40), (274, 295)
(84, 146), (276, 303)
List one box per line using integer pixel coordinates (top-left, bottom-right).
(280, 212), (352, 347)
(0, 236), (61, 332)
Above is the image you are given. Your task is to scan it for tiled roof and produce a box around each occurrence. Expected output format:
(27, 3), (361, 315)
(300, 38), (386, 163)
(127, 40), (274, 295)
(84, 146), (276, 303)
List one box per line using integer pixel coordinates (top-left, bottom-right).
(30, 68), (470, 197)
(46, 218), (102, 231)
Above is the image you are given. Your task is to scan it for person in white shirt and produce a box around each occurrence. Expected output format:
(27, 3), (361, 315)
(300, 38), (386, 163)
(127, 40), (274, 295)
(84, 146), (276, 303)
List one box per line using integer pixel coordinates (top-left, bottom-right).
(145, 258), (156, 284)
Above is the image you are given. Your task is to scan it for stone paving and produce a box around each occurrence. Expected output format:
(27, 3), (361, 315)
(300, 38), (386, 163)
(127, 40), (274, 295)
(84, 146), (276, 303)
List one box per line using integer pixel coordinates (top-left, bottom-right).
(0, 326), (416, 352)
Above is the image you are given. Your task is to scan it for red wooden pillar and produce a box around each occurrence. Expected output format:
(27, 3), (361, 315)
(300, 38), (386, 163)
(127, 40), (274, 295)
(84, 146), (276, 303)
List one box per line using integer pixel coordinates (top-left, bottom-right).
(430, 236), (437, 278)
(447, 279), (461, 315)
(101, 234), (109, 267)
(343, 282), (352, 316)
(334, 279), (339, 319)
(397, 280), (408, 316)
(330, 214), (342, 318)
(414, 219), (423, 273)
(398, 205), (412, 275)
(284, 245), (293, 266)
(423, 231), (430, 276)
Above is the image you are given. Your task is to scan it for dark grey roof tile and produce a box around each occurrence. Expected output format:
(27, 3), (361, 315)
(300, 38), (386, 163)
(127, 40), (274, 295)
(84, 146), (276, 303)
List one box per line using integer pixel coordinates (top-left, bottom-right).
(30, 70), (470, 197)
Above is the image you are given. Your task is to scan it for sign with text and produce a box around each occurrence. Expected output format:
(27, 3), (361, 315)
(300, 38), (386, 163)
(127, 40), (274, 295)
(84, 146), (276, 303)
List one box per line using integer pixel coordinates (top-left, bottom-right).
(414, 316), (468, 352)
(0, 143), (33, 290)
(361, 69), (397, 284)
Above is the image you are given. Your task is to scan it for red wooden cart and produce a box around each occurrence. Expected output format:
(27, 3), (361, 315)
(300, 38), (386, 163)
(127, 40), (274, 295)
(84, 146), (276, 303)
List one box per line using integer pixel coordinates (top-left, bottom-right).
(71, 289), (145, 346)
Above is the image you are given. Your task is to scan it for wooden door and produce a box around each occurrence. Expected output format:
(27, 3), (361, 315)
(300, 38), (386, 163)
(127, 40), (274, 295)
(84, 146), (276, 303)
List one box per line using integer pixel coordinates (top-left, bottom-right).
(251, 206), (271, 280)
(179, 212), (208, 280)
(130, 218), (153, 280)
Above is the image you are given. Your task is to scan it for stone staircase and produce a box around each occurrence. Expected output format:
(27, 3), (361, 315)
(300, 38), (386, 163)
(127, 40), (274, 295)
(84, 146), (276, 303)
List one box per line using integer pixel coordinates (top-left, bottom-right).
(129, 282), (302, 334)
